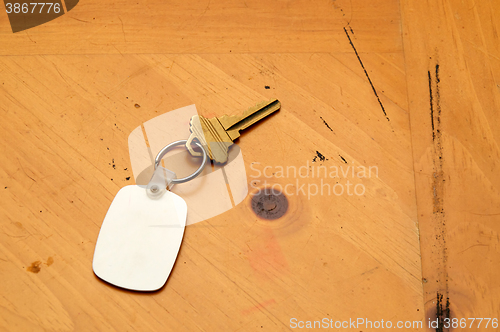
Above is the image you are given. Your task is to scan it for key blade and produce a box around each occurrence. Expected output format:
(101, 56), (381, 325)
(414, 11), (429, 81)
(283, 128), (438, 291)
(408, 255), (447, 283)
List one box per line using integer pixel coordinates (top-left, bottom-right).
(218, 99), (281, 140)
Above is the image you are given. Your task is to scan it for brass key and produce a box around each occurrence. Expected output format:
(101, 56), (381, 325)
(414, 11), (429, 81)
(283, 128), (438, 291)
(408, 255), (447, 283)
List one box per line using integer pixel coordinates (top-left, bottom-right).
(186, 99), (281, 164)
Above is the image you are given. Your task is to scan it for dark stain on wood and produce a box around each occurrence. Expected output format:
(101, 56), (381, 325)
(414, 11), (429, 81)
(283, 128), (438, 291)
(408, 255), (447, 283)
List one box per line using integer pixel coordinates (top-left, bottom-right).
(343, 27), (390, 122)
(251, 188), (288, 220)
(428, 71), (435, 139)
(46, 257), (54, 266)
(27, 261), (42, 273)
(312, 151), (327, 162)
(428, 62), (449, 327)
(319, 116), (333, 131)
(429, 292), (450, 332)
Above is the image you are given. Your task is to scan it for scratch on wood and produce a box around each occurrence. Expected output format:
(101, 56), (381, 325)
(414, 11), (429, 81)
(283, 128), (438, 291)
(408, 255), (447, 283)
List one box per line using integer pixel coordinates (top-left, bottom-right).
(319, 116), (333, 131)
(17, 158), (36, 182)
(435, 292), (450, 332)
(118, 16), (126, 43)
(343, 27), (390, 122)
(430, 64), (444, 215)
(241, 299), (276, 315)
(70, 17), (91, 23)
(429, 62), (449, 330)
(428, 71), (435, 139)
(53, 63), (70, 86)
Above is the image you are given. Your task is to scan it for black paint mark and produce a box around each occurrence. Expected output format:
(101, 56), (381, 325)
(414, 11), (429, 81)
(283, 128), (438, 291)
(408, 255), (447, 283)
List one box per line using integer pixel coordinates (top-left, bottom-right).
(312, 151), (327, 162)
(428, 71), (435, 139)
(4, 187), (7, 189)
(265, 86), (270, 89)
(429, 62), (448, 325)
(343, 27), (390, 122)
(431, 64), (444, 214)
(339, 155), (347, 163)
(320, 116), (333, 131)
(251, 188), (288, 220)
(124, 168), (128, 171)
(126, 177), (131, 181)
(434, 292), (450, 332)
(436, 65), (441, 124)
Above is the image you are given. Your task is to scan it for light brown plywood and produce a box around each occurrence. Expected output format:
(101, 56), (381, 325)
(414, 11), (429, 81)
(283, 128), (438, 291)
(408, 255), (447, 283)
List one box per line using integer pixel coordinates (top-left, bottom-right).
(0, 48), (424, 330)
(2, 0), (497, 331)
(0, 0), (402, 55)
(401, 0), (500, 326)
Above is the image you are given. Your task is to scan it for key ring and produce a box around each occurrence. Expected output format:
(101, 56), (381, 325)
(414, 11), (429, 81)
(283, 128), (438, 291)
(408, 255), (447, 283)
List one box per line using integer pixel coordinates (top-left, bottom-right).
(154, 139), (208, 184)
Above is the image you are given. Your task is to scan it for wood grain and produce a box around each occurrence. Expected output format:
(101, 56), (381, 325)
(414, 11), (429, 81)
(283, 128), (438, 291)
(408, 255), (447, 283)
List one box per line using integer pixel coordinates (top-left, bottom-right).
(0, 0), (497, 331)
(401, 0), (500, 326)
(0, 0), (401, 55)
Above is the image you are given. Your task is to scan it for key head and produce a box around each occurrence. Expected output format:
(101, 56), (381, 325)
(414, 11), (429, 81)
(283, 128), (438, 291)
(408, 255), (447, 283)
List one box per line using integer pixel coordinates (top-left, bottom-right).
(187, 115), (234, 164)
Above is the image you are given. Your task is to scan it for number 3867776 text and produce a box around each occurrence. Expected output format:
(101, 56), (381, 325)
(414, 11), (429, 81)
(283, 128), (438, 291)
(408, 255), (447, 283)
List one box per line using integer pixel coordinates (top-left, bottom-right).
(5, 3), (61, 14)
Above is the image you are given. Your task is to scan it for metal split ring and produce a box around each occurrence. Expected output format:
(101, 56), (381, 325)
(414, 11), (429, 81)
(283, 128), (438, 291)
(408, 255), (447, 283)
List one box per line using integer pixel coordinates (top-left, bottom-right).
(154, 140), (208, 184)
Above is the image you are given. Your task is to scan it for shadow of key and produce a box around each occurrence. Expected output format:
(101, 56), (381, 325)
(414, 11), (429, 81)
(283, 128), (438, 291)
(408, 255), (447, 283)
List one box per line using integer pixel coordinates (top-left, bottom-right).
(4, 0), (79, 33)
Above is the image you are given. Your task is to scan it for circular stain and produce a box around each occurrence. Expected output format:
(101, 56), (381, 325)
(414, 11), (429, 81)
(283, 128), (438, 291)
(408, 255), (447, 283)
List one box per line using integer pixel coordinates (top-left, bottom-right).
(251, 188), (288, 220)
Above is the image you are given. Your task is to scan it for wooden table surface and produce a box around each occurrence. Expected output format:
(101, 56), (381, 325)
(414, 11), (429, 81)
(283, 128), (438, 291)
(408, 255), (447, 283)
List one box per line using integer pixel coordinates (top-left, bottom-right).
(0, 0), (499, 331)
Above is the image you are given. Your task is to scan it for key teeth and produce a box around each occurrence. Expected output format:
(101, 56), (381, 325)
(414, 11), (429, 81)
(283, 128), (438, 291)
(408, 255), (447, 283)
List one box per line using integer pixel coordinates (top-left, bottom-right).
(251, 99), (275, 111)
(255, 100), (269, 109)
(189, 117), (195, 133)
